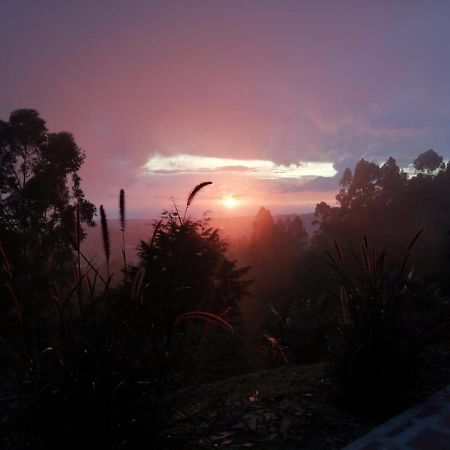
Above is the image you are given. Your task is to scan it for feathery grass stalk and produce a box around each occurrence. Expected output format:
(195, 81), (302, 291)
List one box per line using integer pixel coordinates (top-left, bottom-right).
(75, 201), (83, 317)
(0, 242), (23, 324)
(5, 283), (23, 324)
(119, 189), (127, 284)
(183, 181), (212, 221)
(100, 205), (111, 280)
(171, 197), (183, 226)
(0, 242), (12, 278)
(50, 282), (64, 325)
(131, 268), (146, 303)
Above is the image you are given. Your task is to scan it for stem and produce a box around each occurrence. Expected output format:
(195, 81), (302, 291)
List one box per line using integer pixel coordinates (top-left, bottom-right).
(121, 229), (127, 285)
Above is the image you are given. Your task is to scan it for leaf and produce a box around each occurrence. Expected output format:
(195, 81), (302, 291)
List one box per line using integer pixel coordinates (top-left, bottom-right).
(210, 431), (234, 442)
(5, 283), (22, 324)
(407, 228), (424, 253)
(0, 242), (12, 278)
(175, 311), (234, 333)
(131, 268), (146, 302)
(149, 220), (162, 249)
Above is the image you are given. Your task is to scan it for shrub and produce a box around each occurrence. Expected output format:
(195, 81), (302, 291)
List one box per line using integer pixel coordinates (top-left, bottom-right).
(0, 183), (248, 449)
(327, 233), (428, 412)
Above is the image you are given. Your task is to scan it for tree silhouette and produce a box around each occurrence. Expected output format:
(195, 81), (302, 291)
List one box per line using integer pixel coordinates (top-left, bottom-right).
(0, 109), (95, 308)
(312, 149), (450, 293)
(413, 149), (444, 173)
(246, 207), (309, 320)
(137, 210), (250, 326)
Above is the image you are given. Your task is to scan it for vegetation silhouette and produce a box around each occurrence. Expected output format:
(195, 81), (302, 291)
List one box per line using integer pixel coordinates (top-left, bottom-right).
(3, 109), (450, 448)
(0, 109), (96, 317)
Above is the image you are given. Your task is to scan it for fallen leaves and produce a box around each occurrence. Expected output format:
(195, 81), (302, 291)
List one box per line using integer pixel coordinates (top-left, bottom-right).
(170, 364), (372, 449)
(204, 389), (315, 447)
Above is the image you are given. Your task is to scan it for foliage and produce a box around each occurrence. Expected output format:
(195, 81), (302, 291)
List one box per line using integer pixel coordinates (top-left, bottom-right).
(0, 181), (251, 449)
(134, 197), (252, 378)
(5, 128), (450, 448)
(0, 109), (95, 311)
(137, 210), (251, 322)
(246, 208), (308, 312)
(327, 234), (430, 410)
(261, 295), (337, 366)
(313, 150), (450, 294)
(413, 149), (444, 173)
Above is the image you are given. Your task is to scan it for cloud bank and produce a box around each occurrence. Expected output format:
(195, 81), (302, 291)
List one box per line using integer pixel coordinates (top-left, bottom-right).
(143, 153), (337, 179)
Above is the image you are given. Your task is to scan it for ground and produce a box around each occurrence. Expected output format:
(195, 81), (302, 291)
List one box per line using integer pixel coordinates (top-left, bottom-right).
(167, 342), (450, 449)
(2, 343), (450, 449)
(169, 364), (375, 449)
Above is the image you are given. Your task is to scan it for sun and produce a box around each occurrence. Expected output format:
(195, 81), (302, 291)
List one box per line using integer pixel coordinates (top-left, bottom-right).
(222, 195), (238, 208)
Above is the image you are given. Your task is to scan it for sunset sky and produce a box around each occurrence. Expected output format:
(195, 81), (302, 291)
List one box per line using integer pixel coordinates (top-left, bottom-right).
(2, 0), (450, 217)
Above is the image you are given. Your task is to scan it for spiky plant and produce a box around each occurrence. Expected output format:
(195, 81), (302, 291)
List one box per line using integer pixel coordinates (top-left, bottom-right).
(0, 241), (22, 324)
(327, 231), (425, 410)
(75, 201), (83, 316)
(119, 189), (127, 284)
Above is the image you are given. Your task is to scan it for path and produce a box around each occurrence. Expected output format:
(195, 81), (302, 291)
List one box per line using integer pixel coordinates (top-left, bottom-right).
(344, 385), (450, 449)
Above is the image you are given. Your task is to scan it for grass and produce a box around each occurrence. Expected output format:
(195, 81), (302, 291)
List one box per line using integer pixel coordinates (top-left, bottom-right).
(1, 181), (249, 449)
(4, 341), (450, 450)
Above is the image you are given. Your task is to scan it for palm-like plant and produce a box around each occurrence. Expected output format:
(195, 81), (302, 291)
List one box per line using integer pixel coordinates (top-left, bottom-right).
(327, 231), (425, 409)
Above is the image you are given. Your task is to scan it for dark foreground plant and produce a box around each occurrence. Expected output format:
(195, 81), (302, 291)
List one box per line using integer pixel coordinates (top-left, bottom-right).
(1, 182), (248, 449)
(327, 232), (428, 412)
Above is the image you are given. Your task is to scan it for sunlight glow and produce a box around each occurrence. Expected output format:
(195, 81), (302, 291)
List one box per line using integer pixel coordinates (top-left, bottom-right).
(222, 196), (239, 208)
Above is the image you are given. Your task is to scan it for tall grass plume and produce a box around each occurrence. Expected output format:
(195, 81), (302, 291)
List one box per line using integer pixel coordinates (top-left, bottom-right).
(183, 181), (212, 220)
(99, 205), (111, 279)
(119, 189), (127, 283)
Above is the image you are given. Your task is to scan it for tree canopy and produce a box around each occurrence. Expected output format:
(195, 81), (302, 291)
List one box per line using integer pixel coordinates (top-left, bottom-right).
(313, 149), (450, 289)
(0, 109), (95, 306)
(137, 210), (251, 326)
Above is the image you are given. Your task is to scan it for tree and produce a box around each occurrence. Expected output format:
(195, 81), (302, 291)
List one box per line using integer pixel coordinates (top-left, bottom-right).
(413, 149), (444, 173)
(246, 208), (309, 317)
(250, 207), (275, 245)
(311, 150), (450, 292)
(137, 210), (250, 325)
(0, 109), (95, 307)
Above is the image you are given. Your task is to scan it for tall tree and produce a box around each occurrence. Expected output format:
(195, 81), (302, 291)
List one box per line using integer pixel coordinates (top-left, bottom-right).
(0, 109), (95, 307)
(247, 208), (309, 314)
(413, 149), (444, 173)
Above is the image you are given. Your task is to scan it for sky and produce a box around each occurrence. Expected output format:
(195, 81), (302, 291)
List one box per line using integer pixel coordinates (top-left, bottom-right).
(2, 0), (450, 217)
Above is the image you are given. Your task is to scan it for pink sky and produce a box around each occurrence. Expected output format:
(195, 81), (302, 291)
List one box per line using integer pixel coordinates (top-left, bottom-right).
(2, 1), (450, 217)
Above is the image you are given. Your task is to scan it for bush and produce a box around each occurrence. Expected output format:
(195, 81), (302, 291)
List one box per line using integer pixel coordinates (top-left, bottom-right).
(327, 233), (429, 412)
(0, 183), (249, 449)
(257, 295), (337, 367)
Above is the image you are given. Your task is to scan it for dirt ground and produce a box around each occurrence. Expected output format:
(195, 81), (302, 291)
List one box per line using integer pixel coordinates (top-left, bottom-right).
(168, 364), (375, 449)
